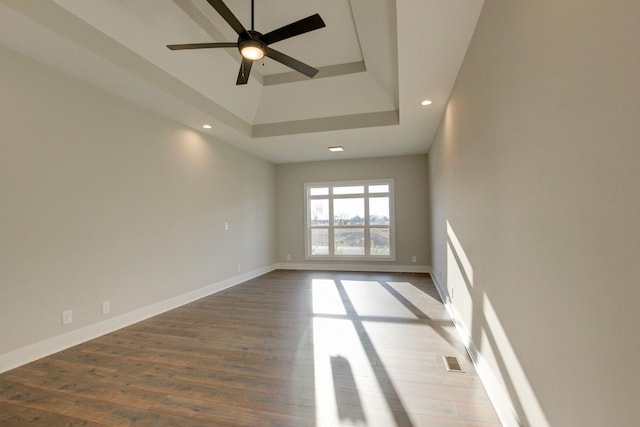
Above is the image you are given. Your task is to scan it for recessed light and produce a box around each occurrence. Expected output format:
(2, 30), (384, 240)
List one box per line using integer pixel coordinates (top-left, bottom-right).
(421, 100), (433, 106)
(329, 146), (344, 152)
(202, 124), (212, 129)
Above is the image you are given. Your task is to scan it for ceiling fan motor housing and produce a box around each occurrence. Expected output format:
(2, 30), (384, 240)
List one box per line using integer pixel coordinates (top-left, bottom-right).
(238, 31), (266, 59)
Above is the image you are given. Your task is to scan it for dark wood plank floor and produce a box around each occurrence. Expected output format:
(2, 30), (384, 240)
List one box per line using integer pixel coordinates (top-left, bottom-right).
(0, 270), (500, 426)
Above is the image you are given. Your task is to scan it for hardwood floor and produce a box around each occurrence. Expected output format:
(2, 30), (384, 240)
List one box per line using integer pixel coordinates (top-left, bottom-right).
(0, 270), (500, 426)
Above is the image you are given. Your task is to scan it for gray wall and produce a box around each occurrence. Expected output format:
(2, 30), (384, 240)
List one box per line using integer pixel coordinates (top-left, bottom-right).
(276, 155), (430, 269)
(429, 1), (640, 425)
(0, 46), (276, 356)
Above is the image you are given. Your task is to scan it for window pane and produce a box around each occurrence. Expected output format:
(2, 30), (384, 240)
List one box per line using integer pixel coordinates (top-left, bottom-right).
(334, 228), (365, 255)
(369, 197), (390, 225)
(310, 187), (329, 196)
(369, 184), (389, 193)
(333, 198), (364, 225)
(309, 199), (329, 226)
(311, 229), (329, 255)
(333, 185), (364, 195)
(305, 179), (393, 260)
(370, 228), (390, 256)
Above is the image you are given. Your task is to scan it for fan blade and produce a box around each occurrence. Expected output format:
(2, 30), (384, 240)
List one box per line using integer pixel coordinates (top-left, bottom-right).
(266, 47), (319, 78)
(236, 57), (253, 85)
(206, 0), (246, 36)
(167, 42), (236, 50)
(261, 14), (325, 45)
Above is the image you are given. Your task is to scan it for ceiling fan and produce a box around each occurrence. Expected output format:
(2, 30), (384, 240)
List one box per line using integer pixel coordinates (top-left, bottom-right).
(167, 0), (326, 85)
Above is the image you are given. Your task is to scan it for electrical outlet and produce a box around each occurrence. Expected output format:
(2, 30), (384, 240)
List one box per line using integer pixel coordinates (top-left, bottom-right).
(224, 222), (229, 231)
(286, 254), (291, 261)
(237, 263), (241, 272)
(62, 310), (73, 325)
(102, 301), (110, 315)
(412, 255), (417, 263)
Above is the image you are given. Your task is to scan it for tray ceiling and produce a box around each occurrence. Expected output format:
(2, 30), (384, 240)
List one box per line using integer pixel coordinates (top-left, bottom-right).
(0, 0), (484, 163)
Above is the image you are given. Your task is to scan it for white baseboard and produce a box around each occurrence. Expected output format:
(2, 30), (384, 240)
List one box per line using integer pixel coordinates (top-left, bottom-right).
(0, 264), (277, 374)
(431, 275), (521, 427)
(275, 262), (430, 273)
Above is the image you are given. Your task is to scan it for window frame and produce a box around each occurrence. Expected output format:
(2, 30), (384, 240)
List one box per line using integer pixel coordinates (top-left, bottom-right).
(304, 179), (396, 261)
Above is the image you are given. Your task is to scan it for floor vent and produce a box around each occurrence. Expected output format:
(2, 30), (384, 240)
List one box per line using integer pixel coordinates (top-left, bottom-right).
(443, 355), (464, 373)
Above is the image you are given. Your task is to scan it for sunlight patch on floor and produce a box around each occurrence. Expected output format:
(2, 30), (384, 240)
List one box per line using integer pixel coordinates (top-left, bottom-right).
(312, 278), (401, 426)
(312, 278), (347, 315)
(341, 280), (418, 319)
(312, 316), (397, 427)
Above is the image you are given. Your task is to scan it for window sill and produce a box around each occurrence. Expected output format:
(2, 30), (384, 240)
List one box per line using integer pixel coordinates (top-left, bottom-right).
(305, 255), (396, 262)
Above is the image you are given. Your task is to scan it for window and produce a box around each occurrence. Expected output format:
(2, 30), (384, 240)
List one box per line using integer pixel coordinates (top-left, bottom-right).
(305, 180), (395, 260)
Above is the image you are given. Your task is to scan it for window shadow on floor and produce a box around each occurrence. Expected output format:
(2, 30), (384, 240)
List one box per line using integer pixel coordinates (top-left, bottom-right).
(331, 355), (367, 424)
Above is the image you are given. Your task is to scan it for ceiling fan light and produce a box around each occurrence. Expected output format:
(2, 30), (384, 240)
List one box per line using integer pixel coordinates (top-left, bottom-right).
(240, 40), (265, 60)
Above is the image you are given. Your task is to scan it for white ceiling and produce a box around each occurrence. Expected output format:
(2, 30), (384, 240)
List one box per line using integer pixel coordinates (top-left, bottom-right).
(0, 0), (484, 164)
